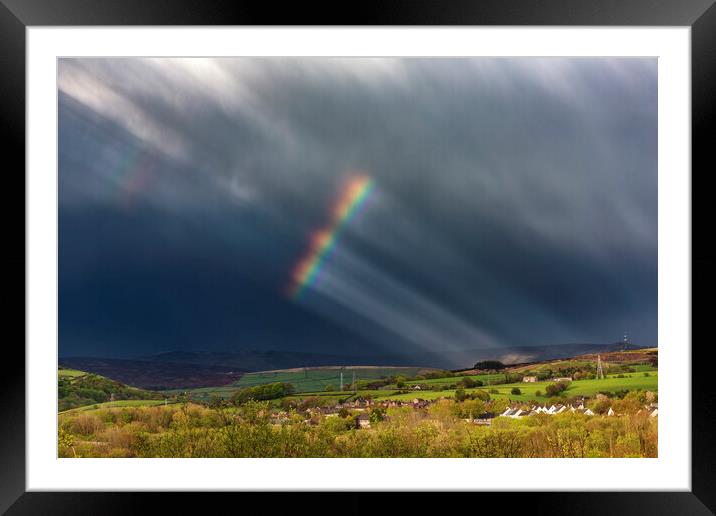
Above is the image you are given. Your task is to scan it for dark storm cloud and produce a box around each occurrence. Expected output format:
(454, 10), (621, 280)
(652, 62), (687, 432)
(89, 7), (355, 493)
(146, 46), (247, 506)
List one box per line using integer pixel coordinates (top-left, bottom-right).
(58, 58), (657, 363)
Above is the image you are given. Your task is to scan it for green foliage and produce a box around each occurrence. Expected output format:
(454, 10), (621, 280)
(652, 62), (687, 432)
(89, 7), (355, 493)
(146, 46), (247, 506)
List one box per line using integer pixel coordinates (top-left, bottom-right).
(58, 399), (658, 458)
(473, 360), (507, 370)
(369, 407), (387, 424)
(58, 371), (162, 412)
(511, 387), (522, 395)
(460, 377), (482, 388)
(231, 383), (295, 405)
(545, 382), (569, 397)
(454, 388), (468, 402)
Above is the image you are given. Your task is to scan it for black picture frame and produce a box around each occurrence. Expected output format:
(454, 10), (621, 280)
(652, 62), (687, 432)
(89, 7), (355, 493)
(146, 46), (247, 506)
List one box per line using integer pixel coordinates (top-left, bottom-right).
(2, 0), (714, 513)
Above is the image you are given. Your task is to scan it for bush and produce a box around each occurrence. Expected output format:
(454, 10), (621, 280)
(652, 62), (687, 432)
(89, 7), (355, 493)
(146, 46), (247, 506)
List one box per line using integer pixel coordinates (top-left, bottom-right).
(68, 414), (103, 436)
(545, 382), (568, 397)
(454, 388), (468, 402)
(461, 377), (482, 388)
(472, 390), (491, 402)
(535, 390), (542, 397)
(510, 387), (521, 395)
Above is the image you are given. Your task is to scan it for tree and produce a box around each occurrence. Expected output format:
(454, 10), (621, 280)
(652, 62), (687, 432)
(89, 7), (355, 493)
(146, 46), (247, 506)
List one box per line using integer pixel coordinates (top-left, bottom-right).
(545, 382), (568, 397)
(535, 390), (542, 397)
(454, 388), (468, 402)
(324, 384), (336, 392)
(369, 407), (386, 423)
(461, 377), (483, 388)
(511, 387), (521, 395)
(473, 360), (506, 370)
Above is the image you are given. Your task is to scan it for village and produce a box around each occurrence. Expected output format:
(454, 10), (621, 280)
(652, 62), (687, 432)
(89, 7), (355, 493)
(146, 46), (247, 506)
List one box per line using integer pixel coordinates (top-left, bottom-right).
(269, 394), (659, 429)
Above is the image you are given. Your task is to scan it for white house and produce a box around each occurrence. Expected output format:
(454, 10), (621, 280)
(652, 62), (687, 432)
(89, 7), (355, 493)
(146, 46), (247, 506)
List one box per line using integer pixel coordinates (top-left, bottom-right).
(356, 412), (371, 428)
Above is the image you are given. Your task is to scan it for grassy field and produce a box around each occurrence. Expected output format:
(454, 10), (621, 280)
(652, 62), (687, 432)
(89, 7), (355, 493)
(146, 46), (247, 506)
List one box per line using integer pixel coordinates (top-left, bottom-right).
(59, 399), (171, 414)
(234, 367), (427, 393)
(507, 360), (596, 373)
(161, 367), (657, 404)
(59, 368), (166, 411)
(371, 372), (658, 402)
(58, 368), (87, 378)
(406, 373), (510, 386)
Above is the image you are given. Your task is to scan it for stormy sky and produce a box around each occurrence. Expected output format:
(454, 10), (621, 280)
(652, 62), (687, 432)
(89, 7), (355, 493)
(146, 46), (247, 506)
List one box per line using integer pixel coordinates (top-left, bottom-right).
(58, 58), (657, 364)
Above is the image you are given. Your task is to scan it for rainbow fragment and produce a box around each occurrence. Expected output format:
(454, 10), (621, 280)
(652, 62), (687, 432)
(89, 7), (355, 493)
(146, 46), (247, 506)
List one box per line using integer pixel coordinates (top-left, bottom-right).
(288, 174), (374, 298)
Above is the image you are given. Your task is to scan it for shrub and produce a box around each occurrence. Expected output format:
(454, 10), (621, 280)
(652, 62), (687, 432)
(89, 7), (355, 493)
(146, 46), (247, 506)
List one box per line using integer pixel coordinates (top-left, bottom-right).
(68, 414), (103, 436)
(454, 388), (468, 402)
(545, 382), (568, 397)
(535, 390), (542, 397)
(472, 390), (491, 401)
(510, 387), (522, 395)
(461, 377), (480, 388)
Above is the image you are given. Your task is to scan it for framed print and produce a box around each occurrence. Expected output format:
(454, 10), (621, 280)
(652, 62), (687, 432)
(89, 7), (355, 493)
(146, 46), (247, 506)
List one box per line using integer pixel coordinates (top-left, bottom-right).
(3, 0), (715, 513)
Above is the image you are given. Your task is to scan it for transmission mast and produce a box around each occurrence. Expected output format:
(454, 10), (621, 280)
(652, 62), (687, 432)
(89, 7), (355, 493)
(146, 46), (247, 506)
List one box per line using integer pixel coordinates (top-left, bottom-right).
(596, 354), (605, 380)
(622, 332), (629, 352)
(340, 371), (344, 391)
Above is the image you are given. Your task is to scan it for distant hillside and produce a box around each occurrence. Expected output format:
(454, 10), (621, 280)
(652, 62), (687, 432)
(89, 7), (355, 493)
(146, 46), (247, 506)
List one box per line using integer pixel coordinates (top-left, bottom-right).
(456, 342), (652, 368)
(139, 350), (359, 372)
(58, 367), (164, 411)
(501, 348), (658, 374)
(58, 358), (248, 390)
(60, 342), (654, 389)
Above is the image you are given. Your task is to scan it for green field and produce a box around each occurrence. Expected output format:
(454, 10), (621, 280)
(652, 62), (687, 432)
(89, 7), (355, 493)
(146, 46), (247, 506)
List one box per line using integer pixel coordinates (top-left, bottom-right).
(406, 373), (509, 386)
(371, 372), (658, 402)
(59, 399), (171, 414)
(59, 368), (166, 411)
(234, 367), (427, 393)
(161, 366), (657, 404)
(58, 369), (87, 378)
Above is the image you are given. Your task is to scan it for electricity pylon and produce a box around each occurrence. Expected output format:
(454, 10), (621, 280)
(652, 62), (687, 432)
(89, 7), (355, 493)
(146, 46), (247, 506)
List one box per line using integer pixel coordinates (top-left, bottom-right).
(596, 354), (605, 380)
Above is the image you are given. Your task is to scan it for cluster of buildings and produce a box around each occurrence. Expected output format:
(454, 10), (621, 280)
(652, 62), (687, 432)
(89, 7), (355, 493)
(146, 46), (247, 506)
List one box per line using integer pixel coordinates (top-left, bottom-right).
(270, 397), (436, 427)
(269, 394), (659, 429)
(499, 402), (658, 419)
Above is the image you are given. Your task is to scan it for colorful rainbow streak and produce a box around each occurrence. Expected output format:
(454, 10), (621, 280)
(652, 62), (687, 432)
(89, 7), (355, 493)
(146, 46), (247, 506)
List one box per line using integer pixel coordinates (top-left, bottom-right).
(101, 146), (156, 207)
(288, 174), (374, 299)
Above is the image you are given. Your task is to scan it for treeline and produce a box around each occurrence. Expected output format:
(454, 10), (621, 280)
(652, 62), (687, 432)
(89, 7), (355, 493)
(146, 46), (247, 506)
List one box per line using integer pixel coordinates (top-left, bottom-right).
(58, 397), (657, 459)
(59, 374), (163, 412)
(229, 382), (294, 405)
